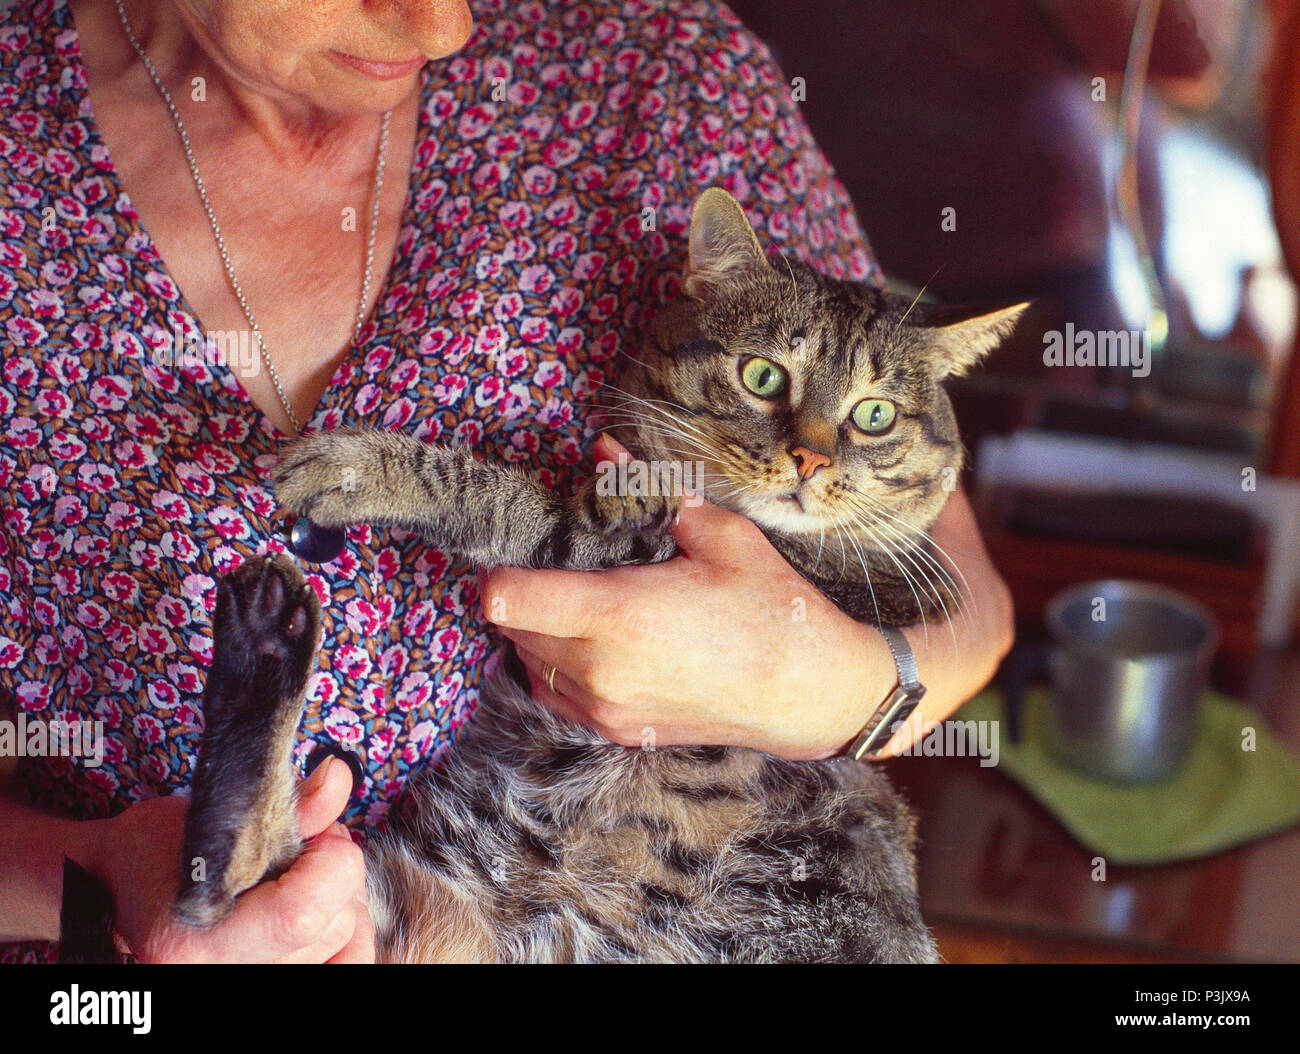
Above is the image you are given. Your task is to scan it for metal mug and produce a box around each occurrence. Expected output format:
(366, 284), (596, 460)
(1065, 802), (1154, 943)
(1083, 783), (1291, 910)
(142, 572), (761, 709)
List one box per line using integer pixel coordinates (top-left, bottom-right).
(1005, 580), (1219, 783)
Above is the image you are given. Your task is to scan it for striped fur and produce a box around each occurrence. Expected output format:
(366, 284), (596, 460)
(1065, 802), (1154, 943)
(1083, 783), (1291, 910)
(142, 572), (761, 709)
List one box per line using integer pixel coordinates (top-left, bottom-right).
(365, 658), (933, 962)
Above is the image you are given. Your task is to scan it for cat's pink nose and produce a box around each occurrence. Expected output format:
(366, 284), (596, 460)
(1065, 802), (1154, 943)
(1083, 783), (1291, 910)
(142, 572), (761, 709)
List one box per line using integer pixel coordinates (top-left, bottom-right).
(790, 445), (832, 481)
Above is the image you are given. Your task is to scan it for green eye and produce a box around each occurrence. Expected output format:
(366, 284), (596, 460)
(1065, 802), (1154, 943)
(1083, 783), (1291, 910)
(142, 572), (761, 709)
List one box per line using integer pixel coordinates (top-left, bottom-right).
(740, 357), (788, 398)
(852, 399), (896, 434)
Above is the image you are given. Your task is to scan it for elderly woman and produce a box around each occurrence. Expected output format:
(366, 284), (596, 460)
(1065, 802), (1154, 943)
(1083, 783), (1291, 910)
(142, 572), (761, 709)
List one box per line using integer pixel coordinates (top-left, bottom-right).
(0, 0), (1012, 963)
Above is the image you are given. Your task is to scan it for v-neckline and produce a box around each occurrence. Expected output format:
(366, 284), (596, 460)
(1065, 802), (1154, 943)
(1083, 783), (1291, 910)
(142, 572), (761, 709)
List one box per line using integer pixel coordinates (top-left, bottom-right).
(58, 0), (427, 441)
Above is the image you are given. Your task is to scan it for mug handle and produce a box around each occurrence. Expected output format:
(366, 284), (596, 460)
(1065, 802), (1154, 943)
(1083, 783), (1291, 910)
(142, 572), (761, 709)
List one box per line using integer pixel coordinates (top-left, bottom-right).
(1001, 642), (1053, 745)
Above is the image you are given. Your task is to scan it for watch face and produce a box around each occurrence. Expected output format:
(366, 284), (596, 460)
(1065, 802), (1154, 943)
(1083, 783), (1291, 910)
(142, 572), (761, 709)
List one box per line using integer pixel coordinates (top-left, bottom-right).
(852, 687), (925, 759)
(882, 693), (923, 741)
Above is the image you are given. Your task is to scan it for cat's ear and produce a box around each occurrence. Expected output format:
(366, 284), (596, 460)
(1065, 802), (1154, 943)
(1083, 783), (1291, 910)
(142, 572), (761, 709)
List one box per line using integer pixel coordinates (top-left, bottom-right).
(915, 301), (1030, 377)
(684, 187), (771, 298)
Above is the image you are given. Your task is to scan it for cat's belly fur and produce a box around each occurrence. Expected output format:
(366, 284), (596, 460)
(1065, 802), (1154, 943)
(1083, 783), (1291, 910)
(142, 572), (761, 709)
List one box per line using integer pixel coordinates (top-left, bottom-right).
(365, 666), (938, 964)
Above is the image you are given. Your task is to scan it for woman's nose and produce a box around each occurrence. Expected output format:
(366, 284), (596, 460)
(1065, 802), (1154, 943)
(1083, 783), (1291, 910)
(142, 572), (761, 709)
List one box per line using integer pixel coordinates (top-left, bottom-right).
(375, 0), (474, 59)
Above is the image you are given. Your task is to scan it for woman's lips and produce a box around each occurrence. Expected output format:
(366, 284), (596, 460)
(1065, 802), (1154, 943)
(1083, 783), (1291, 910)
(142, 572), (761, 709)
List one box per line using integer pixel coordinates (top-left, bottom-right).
(331, 50), (426, 80)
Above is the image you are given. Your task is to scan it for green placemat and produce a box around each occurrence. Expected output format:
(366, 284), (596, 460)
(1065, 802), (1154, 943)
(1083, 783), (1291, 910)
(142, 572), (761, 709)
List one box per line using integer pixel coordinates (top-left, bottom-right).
(958, 688), (1300, 865)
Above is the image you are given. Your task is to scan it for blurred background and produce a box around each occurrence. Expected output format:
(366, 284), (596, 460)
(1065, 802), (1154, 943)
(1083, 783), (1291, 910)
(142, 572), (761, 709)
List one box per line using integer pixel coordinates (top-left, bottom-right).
(729, 0), (1300, 962)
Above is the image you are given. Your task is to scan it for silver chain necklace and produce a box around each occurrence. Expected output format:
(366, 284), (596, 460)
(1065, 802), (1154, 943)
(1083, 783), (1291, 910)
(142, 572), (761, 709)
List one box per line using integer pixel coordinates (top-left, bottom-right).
(113, 0), (391, 435)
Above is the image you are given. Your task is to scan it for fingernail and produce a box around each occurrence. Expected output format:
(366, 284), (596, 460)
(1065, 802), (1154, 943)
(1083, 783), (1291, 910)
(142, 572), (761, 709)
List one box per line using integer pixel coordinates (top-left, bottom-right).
(302, 752), (333, 794)
(306, 744), (364, 799)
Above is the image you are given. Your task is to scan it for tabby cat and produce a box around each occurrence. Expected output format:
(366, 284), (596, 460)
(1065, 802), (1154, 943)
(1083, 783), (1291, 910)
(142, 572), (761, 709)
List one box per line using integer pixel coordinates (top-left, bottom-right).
(67, 188), (1024, 963)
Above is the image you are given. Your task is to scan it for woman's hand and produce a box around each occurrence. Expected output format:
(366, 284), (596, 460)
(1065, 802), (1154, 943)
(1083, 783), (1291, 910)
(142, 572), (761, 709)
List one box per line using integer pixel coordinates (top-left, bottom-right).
(480, 435), (1013, 761)
(89, 757), (373, 963)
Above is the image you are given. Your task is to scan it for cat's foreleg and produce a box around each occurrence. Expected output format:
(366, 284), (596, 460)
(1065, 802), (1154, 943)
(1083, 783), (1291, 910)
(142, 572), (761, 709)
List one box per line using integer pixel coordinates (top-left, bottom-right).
(274, 429), (679, 570)
(173, 555), (321, 927)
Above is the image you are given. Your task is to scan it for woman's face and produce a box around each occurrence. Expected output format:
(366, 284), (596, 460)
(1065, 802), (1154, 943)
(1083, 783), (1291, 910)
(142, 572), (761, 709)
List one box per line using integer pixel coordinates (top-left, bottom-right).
(172, 0), (475, 113)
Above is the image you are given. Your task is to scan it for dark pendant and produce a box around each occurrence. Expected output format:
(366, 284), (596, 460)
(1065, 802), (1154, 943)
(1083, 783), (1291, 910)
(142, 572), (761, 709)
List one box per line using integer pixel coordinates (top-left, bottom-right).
(288, 516), (346, 564)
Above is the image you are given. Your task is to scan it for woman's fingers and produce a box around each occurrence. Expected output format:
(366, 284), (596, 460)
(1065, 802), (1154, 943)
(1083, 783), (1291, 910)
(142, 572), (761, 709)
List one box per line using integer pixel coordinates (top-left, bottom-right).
(215, 821), (365, 962)
(592, 431), (630, 462)
(480, 564), (616, 637)
(479, 487), (777, 640)
(500, 628), (590, 681)
(327, 896), (377, 964)
(103, 744), (372, 964)
(512, 645), (615, 730)
(159, 764), (366, 962)
(295, 756), (354, 840)
(930, 484), (995, 569)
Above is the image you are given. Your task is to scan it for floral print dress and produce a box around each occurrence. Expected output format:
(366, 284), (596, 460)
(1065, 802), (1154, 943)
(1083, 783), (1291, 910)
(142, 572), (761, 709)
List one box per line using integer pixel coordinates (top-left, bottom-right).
(0, 0), (880, 960)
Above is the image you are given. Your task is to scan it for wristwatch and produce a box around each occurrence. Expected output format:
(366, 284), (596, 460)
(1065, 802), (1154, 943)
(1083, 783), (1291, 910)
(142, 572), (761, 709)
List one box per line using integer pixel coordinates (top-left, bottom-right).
(845, 627), (926, 760)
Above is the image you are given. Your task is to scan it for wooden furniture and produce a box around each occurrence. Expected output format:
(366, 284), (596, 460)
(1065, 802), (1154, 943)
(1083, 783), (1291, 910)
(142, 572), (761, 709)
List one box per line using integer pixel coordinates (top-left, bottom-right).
(886, 647), (1300, 963)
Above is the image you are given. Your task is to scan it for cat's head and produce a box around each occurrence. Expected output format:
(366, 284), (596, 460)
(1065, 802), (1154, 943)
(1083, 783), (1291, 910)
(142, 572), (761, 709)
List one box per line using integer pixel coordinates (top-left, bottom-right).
(623, 187), (1026, 547)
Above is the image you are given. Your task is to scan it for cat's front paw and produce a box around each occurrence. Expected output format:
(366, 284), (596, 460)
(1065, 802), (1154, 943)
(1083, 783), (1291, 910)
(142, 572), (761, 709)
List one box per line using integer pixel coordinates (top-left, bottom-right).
(582, 472), (680, 537)
(274, 429), (380, 529)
